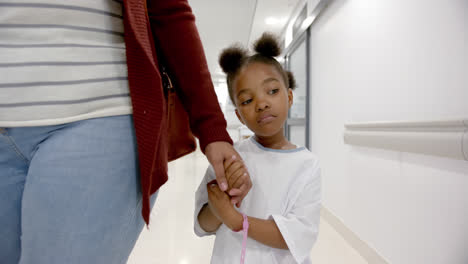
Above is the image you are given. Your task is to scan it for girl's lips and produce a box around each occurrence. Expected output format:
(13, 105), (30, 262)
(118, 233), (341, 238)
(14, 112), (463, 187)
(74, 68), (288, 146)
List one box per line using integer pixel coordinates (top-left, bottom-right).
(257, 114), (276, 124)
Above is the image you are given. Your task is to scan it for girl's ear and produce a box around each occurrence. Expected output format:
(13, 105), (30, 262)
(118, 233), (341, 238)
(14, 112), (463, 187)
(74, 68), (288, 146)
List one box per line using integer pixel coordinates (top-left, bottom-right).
(235, 109), (246, 125)
(287, 88), (294, 108)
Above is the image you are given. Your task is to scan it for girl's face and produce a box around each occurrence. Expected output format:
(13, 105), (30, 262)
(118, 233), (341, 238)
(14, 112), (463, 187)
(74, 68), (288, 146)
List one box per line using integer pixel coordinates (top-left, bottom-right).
(232, 62), (293, 137)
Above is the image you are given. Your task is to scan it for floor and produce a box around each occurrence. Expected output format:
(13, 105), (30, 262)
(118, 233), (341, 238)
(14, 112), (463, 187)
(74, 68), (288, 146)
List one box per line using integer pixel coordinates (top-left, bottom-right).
(128, 150), (368, 264)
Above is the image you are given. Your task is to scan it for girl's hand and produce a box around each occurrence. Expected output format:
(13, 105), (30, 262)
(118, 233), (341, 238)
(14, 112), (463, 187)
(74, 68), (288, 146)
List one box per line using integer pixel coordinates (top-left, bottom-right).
(223, 156), (250, 208)
(207, 181), (243, 231)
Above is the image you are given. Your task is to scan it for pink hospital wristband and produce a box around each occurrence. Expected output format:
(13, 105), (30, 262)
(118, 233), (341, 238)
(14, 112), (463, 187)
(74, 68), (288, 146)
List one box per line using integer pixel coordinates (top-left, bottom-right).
(237, 213), (249, 264)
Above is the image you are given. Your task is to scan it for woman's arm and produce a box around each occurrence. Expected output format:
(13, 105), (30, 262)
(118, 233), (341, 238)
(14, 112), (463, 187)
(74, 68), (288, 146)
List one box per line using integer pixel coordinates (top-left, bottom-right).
(146, 0), (230, 151)
(146, 0), (252, 201)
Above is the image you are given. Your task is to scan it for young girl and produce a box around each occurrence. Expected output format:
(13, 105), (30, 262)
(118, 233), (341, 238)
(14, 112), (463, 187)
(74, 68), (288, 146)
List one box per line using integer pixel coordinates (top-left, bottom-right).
(194, 33), (321, 264)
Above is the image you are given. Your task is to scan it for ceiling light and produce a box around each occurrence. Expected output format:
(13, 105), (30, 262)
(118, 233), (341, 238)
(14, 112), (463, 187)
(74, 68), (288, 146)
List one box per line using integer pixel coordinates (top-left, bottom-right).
(265, 17), (287, 26)
(301, 15), (316, 30)
(179, 259), (189, 264)
(285, 22), (293, 47)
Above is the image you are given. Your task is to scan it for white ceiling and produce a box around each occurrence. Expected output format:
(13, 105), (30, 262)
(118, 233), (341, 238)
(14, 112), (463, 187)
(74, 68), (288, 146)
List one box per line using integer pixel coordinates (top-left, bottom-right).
(189, 0), (301, 81)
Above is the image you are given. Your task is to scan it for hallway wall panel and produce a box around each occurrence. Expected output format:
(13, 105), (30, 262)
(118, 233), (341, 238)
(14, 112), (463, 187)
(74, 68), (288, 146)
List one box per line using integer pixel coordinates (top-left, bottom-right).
(308, 0), (468, 263)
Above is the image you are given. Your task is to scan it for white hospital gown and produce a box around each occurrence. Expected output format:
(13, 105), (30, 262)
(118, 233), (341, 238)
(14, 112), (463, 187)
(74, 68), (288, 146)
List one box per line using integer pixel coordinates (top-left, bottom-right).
(194, 137), (321, 264)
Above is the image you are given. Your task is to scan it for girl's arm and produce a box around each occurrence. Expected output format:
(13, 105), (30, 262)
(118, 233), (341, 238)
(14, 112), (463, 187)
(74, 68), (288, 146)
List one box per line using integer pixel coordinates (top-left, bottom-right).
(244, 216), (289, 249)
(197, 204), (222, 233)
(225, 211), (288, 250)
(208, 183), (288, 249)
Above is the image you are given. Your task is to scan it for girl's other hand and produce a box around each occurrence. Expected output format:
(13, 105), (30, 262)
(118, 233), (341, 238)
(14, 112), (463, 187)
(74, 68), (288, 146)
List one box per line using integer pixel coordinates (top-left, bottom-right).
(207, 181), (242, 231)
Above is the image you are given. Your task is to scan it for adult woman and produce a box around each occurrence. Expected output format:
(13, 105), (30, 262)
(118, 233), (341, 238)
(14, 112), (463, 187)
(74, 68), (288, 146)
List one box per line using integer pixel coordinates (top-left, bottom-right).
(0, 0), (251, 263)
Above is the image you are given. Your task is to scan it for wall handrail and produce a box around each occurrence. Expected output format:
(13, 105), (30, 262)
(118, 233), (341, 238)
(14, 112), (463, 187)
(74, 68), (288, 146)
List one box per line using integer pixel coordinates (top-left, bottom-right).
(344, 119), (468, 161)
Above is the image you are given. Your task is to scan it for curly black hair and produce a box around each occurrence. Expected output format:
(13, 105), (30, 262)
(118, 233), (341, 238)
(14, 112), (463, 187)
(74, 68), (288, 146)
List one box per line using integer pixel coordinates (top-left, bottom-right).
(219, 32), (296, 104)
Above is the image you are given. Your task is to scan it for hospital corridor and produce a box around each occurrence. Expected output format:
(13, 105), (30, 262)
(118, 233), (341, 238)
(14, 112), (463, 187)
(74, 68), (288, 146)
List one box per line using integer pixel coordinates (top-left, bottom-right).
(129, 0), (468, 263)
(0, 0), (467, 263)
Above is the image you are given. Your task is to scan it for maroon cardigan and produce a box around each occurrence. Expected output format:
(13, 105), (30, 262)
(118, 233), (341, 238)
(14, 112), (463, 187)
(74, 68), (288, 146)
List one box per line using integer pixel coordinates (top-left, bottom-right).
(123, 0), (232, 224)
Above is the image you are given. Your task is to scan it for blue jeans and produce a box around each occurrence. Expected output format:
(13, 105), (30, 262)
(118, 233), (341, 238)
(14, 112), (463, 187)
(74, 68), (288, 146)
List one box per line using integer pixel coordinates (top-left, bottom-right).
(0, 115), (157, 264)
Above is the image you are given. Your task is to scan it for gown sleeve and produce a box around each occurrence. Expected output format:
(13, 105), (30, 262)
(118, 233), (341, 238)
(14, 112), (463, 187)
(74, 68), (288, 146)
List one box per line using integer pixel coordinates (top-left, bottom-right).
(193, 165), (217, 237)
(270, 164), (321, 263)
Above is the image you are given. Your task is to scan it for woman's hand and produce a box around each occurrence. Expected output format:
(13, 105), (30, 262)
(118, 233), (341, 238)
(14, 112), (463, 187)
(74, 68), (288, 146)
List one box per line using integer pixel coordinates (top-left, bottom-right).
(205, 142), (252, 207)
(207, 181), (243, 231)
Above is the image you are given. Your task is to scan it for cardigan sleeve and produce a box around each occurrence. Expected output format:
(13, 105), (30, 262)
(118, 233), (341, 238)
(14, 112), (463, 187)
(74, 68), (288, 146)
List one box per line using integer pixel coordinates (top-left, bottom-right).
(193, 166), (217, 237)
(146, 0), (233, 152)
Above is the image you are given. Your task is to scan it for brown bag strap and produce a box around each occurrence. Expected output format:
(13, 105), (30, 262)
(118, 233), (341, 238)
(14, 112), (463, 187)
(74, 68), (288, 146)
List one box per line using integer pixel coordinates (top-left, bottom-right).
(160, 66), (175, 96)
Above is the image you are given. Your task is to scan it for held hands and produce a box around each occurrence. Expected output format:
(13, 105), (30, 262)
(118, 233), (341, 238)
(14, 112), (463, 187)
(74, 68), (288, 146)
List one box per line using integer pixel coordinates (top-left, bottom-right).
(205, 153), (249, 232)
(207, 180), (242, 231)
(224, 155), (250, 207)
(205, 141), (252, 207)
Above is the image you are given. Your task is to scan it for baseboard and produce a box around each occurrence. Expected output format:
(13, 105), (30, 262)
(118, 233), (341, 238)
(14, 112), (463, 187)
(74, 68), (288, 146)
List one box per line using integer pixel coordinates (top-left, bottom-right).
(321, 206), (390, 264)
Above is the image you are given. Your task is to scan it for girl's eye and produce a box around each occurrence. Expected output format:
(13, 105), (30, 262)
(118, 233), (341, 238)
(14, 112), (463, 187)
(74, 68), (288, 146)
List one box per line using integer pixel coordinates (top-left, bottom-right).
(241, 99), (252, 105)
(269, 89), (279, 95)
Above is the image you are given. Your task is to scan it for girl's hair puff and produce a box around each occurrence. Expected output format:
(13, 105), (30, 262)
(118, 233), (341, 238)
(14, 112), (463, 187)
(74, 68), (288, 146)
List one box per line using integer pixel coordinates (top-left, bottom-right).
(253, 33), (281, 57)
(218, 45), (248, 76)
(219, 32), (296, 104)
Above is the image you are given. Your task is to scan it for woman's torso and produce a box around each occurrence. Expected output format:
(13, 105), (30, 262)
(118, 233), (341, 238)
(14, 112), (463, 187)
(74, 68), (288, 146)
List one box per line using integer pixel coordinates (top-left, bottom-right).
(0, 0), (132, 127)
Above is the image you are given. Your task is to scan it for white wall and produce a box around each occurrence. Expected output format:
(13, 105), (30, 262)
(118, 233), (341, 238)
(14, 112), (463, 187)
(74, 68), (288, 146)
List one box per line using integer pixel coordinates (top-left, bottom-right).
(309, 0), (468, 263)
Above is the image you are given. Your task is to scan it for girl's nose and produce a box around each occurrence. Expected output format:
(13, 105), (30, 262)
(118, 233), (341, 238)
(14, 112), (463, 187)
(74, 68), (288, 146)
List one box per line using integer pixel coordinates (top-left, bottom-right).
(256, 99), (270, 112)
